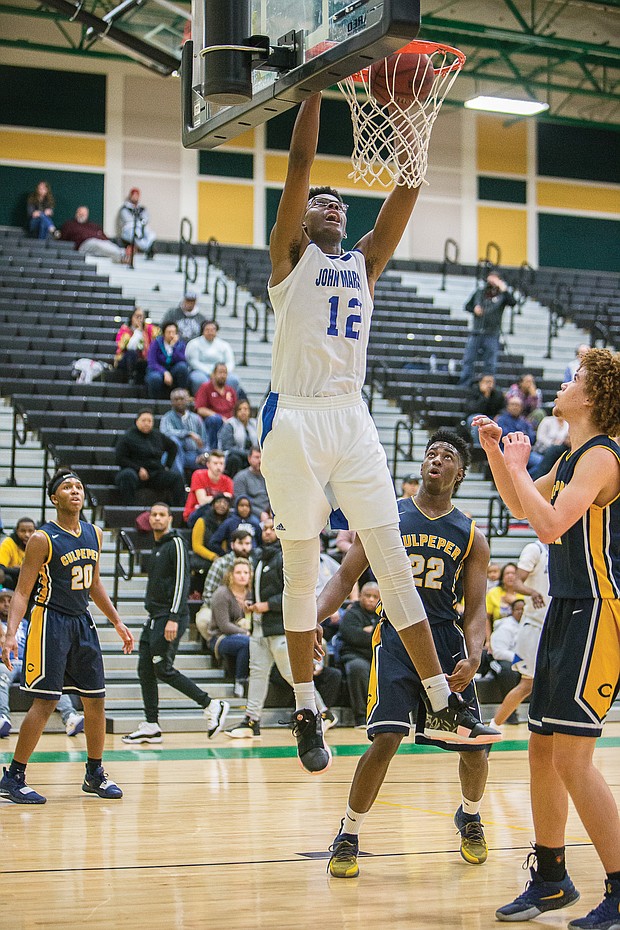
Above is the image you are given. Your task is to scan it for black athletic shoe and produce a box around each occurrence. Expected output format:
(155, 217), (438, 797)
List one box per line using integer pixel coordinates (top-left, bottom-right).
(424, 693), (502, 745)
(291, 709), (332, 774)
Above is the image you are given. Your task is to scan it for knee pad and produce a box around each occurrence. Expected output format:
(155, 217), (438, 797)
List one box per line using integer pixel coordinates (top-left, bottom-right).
(280, 537), (321, 633)
(356, 524), (427, 630)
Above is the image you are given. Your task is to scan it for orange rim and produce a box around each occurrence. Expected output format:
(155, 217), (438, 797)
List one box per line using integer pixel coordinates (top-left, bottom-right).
(350, 40), (466, 84)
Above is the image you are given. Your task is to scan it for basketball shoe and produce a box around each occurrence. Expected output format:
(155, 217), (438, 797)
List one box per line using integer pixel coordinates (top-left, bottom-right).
(321, 709), (339, 732)
(122, 721), (162, 744)
(328, 823), (360, 878)
(65, 712), (85, 737)
(496, 855), (580, 921)
(204, 698), (230, 738)
(291, 709), (332, 774)
(424, 693), (502, 744)
(82, 766), (123, 799)
(568, 879), (620, 929)
(454, 805), (488, 864)
(225, 716), (261, 739)
(0, 766), (46, 804)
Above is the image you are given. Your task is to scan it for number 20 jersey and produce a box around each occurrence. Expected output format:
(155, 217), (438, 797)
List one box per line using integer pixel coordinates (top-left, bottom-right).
(34, 521), (100, 615)
(268, 243), (373, 397)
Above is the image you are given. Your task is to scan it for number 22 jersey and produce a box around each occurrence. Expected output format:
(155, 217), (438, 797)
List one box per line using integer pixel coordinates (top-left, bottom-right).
(33, 520), (100, 615)
(268, 243), (373, 397)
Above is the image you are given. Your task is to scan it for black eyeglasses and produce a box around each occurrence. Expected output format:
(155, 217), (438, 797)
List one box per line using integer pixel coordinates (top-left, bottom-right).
(307, 196), (349, 214)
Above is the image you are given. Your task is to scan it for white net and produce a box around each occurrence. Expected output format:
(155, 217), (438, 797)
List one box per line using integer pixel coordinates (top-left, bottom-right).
(338, 42), (465, 189)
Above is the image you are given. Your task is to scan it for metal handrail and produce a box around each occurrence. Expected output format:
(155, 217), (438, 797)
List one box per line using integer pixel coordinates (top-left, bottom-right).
(440, 237), (459, 291)
(176, 217), (193, 273)
(365, 360), (390, 416)
(112, 529), (136, 608)
(7, 400), (28, 487)
(240, 300), (260, 366)
(486, 495), (510, 543)
(203, 237), (221, 295)
(184, 251), (198, 294)
(392, 418), (415, 482)
(212, 275), (228, 321)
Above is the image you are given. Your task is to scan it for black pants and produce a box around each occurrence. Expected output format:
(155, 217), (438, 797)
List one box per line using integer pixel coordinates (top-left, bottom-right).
(115, 467), (185, 506)
(138, 616), (209, 723)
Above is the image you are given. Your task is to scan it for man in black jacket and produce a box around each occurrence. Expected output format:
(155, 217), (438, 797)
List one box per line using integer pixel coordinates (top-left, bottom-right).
(458, 273), (516, 386)
(339, 582), (381, 727)
(122, 503), (229, 743)
(114, 409), (186, 506)
(225, 518), (339, 738)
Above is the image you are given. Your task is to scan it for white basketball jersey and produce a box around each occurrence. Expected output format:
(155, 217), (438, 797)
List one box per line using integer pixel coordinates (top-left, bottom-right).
(517, 540), (550, 624)
(268, 243), (373, 397)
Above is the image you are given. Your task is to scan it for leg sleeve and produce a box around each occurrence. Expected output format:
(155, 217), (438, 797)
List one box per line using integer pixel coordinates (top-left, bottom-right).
(280, 537), (321, 633)
(356, 525), (427, 630)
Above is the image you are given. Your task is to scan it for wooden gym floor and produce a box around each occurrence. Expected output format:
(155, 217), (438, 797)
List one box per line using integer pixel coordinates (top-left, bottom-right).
(1, 722), (618, 930)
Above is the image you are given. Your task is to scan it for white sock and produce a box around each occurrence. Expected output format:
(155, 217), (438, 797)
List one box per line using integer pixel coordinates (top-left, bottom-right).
(294, 681), (317, 714)
(343, 804), (368, 836)
(462, 796), (482, 817)
(489, 718), (500, 730)
(422, 674), (450, 712)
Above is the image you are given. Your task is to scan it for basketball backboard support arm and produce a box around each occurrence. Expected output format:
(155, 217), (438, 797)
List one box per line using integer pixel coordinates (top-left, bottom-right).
(182, 0), (420, 149)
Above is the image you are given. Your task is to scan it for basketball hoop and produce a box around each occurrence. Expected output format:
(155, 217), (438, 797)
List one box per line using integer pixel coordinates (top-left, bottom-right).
(338, 40), (466, 189)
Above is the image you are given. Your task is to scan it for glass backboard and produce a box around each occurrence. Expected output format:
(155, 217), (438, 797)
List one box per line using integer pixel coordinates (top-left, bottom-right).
(182, 0), (420, 149)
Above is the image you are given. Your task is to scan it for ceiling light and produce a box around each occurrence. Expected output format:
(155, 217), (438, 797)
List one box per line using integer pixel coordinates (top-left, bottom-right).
(464, 95), (549, 116)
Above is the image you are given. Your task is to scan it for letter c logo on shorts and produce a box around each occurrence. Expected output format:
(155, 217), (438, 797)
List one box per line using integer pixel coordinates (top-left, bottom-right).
(598, 682), (613, 698)
(27, 663), (35, 672)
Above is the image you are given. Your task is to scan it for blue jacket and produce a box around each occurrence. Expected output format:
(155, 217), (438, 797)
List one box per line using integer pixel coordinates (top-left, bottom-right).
(147, 336), (187, 375)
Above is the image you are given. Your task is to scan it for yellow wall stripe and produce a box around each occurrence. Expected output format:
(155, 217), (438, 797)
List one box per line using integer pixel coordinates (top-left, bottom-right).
(197, 180), (254, 244)
(476, 114), (527, 176)
(477, 205), (528, 266)
(537, 180), (620, 214)
(221, 129), (255, 150)
(0, 130), (106, 167)
(265, 153), (368, 191)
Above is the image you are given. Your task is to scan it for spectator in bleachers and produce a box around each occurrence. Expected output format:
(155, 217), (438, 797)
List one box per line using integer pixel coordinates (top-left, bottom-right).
(505, 373), (545, 427)
(531, 413), (570, 479)
(400, 474), (420, 498)
(563, 343), (590, 383)
(190, 493), (232, 583)
(145, 322), (190, 399)
(202, 529), (254, 608)
(208, 496), (262, 556)
(26, 180), (56, 239)
(160, 388), (207, 477)
(185, 320), (240, 394)
(0, 587), (85, 738)
(219, 399), (259, 478)
(487, 562), (501, 591)
(0, 517), (36, 591)
(464, 374), (505, 447)
(117, 188), (156, 259)
(183, 449), (234, 526)
(338, 582), (381, 727)
(113, 307), (159, 385)
(487, 599), (524, 724)
(233, 445), (270, 520)
(485, 561), (525, 648)
(194, 363), (237, 450)
(207, 558), (252, 697)
(160, 291), (206, 343)
(225, 519), (336, 739)
(495, 396), (543, 475)
(458, 273), (516, 386)
(60, 206), (129, 262)
(114, 409), (185, 506)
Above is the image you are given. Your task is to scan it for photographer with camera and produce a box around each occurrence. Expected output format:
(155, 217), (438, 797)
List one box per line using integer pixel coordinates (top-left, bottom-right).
(458, 273), (516, 387)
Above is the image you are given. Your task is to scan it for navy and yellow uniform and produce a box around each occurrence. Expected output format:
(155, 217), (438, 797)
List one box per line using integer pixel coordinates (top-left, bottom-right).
(529, 435), (620, 737)
(22, 520), (105, 699)
(367, 497), (481, 750)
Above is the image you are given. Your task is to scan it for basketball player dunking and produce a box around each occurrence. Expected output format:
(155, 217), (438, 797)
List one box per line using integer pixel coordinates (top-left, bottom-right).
(474, 348), (620, 929)
(0, 470), (134, 804)
(318, 429), (494, 877)
(260, 91), (499, 774)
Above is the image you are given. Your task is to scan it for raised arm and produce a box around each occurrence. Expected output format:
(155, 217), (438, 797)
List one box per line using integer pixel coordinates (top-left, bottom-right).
(356, 182), (421, 290)
(269, 94), (321, 286)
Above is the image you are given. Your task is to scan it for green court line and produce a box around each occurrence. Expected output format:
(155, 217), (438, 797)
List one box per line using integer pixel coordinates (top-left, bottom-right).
(1, 736), (618, 765)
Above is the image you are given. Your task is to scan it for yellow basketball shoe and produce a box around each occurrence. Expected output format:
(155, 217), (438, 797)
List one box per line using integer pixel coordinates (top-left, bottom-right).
(328, 825), (360, 878)
(454, 806), (488, 865)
